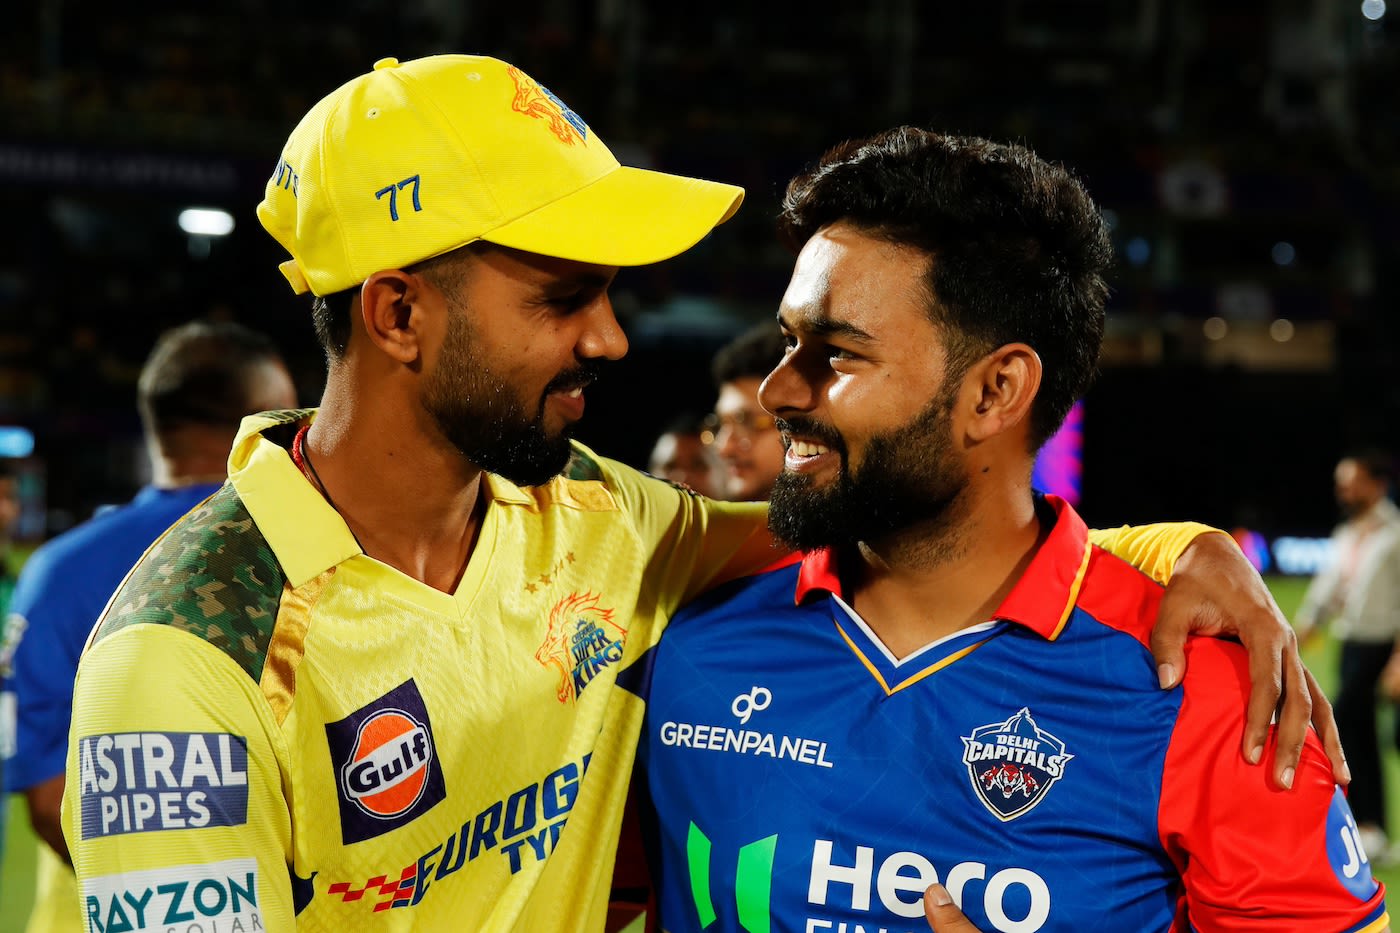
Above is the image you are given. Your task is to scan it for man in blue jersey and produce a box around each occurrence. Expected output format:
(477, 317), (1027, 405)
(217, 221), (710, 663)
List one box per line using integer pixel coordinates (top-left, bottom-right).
(0, 321), (296, 932)
(634, 129), (1386, 932)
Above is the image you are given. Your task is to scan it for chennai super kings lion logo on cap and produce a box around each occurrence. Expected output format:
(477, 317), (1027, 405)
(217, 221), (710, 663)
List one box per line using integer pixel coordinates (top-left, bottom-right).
(536, 592), (627, 703)
(961, 707), (1074, 822)
(507, 65), (588, 145)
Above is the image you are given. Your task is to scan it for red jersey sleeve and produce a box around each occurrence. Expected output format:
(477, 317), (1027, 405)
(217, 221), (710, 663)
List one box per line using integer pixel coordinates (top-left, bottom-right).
(1158, 637), (1388, 932)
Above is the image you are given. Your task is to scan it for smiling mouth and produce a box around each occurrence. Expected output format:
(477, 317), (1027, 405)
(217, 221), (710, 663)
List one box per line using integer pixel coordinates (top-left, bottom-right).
(787, 439), (831, 457)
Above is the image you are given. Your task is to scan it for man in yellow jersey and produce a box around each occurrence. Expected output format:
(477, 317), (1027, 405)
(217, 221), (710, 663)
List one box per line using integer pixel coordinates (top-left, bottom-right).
(63, 54), (1335, 933)
(3, 322), (296, 933)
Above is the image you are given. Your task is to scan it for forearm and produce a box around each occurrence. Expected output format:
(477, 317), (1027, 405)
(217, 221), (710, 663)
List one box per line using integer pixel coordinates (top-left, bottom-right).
(25, 773), (70, 865)
(1089, 522), (1228, 585)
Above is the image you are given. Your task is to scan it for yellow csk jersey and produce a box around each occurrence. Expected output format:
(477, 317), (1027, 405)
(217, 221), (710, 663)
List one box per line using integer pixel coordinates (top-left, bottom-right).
(61, 409), (774, 933)
(60, 409), (1213, 933)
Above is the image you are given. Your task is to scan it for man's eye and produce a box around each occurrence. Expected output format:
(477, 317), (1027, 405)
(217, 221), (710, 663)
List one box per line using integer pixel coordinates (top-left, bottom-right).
(546, 293), (586, 310)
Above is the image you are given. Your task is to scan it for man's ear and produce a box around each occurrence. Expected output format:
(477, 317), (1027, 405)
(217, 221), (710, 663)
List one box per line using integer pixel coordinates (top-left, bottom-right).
(963, 343), (1042, 443)
(359, 270), (427, 365)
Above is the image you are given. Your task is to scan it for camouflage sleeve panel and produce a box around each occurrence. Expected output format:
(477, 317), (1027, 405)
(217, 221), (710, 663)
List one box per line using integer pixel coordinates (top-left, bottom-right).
(563, 443), (605, 482)
(92, 484), (286, 684)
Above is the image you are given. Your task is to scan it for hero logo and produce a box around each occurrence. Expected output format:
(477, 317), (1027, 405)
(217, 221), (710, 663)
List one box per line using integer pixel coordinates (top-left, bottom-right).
(686, 827), (1050, 933)
(341, 708), (433, 819)
(326, 679), (447, 845)
(808, 840), (1050, 933)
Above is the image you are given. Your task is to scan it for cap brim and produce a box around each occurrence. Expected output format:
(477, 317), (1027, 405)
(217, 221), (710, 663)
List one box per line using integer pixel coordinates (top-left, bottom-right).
(479, 166), (743, 267)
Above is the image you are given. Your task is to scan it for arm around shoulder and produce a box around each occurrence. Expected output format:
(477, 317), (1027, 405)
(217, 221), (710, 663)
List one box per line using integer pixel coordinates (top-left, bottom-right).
(1087, 521), (1226, 585)
(1158, 639), (1387, 930)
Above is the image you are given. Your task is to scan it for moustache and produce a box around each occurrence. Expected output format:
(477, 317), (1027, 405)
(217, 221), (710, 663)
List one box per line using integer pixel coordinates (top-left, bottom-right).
(544, 364), (603, 396)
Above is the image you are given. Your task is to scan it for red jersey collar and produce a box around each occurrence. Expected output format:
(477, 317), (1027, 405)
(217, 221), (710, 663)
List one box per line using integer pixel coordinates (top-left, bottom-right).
(793, 495), (1092, 641)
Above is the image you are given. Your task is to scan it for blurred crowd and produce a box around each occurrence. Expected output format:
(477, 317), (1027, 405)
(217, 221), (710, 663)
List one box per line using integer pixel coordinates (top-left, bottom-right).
(0, 1), (1396, 538)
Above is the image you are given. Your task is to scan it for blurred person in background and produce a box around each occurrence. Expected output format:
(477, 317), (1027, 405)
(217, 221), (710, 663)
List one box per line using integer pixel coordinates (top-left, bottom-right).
(707, 321), (787, 501)
(0, 463), (23, 604)
(0, 320), (296, 933)
(1296, 448), (1400, 862)
(648, 412), (721, 497)
(0, 460), (26, 865)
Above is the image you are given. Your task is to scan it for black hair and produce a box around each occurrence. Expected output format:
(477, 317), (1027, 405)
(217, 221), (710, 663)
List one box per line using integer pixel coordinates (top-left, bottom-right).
(660, 411), (710, 437)
(309, 244), (484, 363)
(1344, 447), (1396, 486)
(137, 321), (283, 438)
(778, 127), (1111, 448)
(711, 321), (788, 388)
(311, 288), (354, 362)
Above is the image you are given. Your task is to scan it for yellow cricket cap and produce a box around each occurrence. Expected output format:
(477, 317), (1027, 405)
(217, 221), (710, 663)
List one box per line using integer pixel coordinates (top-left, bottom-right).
(256, 54), (745, 296)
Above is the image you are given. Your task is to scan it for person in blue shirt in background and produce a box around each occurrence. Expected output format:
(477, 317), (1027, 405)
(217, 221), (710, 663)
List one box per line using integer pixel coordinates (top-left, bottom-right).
(0, 320), (297, 933)
(0, 460), (28, 875)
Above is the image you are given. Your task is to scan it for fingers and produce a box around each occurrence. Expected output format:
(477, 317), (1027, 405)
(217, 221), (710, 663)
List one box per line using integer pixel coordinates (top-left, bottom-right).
(923, 885), (984, 932)
(1261, 632), (1308, 789)
(1147, 587), (1195, 690)
(1304, 664), (1349, 785)
(1237, 620), (1287, 770)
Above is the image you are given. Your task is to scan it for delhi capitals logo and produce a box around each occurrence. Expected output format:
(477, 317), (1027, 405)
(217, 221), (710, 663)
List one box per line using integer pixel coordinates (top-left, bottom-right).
(535, 592), (627, 704)
(961, 708), (1073, 822)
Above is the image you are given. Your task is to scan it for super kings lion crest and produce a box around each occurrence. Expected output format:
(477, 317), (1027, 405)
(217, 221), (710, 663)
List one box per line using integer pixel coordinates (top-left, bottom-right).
(507, 65), (588, 145)
(536, 592), (628, 703)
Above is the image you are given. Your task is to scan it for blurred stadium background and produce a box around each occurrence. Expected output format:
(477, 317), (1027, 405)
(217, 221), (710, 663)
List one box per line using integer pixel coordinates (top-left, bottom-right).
(2, 0), (1400, 925)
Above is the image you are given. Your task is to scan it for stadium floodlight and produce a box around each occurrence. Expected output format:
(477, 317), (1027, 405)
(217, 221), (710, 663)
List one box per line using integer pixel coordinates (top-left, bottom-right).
(178, 208), (235, 237)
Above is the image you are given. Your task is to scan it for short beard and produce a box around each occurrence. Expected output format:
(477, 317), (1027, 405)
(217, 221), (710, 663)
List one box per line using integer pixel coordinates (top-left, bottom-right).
(767, 389), (966, 555)
(423, 308), (594, 487)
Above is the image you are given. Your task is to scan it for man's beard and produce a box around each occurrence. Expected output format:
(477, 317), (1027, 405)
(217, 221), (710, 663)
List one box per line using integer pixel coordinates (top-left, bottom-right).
(767, 387), (966, 553)
(424, 310), (596, 486)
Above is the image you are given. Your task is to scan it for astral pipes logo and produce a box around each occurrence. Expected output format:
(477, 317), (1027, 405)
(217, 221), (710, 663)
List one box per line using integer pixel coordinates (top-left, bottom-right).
(326, 679), (447, 845)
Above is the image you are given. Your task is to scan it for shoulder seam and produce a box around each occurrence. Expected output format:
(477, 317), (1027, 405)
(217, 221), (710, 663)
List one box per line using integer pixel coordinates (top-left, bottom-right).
(92, 485), (287, 683)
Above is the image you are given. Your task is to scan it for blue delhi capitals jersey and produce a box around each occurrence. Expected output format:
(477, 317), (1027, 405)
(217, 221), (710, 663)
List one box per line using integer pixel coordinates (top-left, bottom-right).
(3, 482), (223, 796)
(630, 497), (1388, 933)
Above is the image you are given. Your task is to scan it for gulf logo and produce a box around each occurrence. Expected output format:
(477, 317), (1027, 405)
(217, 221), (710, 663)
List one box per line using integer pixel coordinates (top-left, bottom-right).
(340, 707), (434, 820)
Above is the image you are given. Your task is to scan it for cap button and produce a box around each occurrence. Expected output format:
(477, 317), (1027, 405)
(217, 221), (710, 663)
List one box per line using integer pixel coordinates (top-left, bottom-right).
(373, 57), (400, 71)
